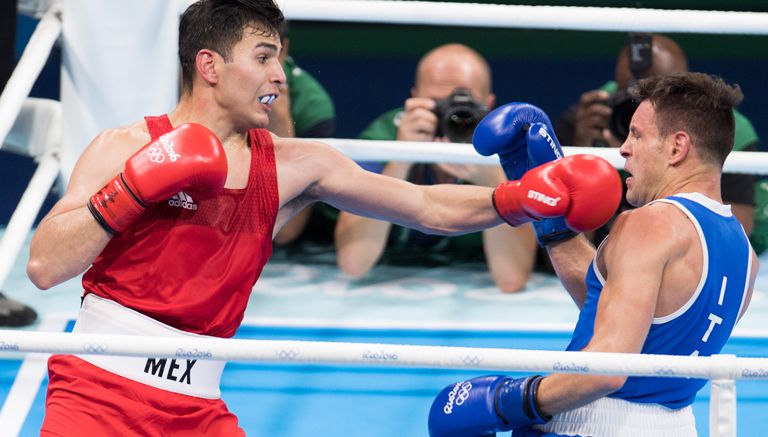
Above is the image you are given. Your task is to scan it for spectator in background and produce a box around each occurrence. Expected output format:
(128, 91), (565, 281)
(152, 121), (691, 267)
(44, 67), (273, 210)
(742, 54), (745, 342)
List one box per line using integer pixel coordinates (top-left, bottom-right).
(0, 0), (38, 326)
(334, 43), (537, 293)
(556, 33), (763, 247)
(270, 21), (338, 247)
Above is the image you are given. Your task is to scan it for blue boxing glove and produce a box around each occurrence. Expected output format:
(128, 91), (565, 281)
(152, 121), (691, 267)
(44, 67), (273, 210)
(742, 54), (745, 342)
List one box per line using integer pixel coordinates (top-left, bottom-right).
(525, 122), (564, 168)
(524, 122), (577, 246)
(428, 375), (550, 437)
(473, 103), (558, 181)
(474, 102), (577, 246)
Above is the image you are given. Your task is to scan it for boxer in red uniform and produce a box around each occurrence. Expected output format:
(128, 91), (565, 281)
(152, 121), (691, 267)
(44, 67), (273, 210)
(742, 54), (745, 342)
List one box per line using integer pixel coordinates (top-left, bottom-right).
(27, 1), (620, 435)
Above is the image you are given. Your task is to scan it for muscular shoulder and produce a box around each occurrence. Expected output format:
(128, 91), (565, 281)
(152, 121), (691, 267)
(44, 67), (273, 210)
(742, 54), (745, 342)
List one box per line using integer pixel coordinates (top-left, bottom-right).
(273, 135), (345, 168)
(50, 120), (153, 213)
(67, 121), (150, 197)
(607, 202), (693, 260)
(272, 135), (359, 199)
(87, 120), (151, 158)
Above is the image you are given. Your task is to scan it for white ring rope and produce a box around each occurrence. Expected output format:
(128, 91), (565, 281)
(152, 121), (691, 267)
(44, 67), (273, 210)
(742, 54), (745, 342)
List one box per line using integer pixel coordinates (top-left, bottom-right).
(0, 330), (767, 381)
(280, 1), (768, 35)
(176, 0), (768, 35)
(323, 139), (768, 175)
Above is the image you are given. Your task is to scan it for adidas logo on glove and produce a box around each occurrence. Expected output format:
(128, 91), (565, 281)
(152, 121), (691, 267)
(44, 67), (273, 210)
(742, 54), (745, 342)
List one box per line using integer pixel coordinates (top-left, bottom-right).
(168, 192), (198, 210)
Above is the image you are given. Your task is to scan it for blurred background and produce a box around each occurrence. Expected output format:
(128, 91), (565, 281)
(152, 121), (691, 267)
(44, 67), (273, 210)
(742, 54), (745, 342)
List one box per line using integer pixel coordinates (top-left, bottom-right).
(3, 0), (768, 226)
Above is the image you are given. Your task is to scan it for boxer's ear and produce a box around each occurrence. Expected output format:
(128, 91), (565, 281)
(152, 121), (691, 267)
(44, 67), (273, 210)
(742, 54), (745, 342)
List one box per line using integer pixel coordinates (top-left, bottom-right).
(668, 130), (691, 166)
(196, 49), (219, 85)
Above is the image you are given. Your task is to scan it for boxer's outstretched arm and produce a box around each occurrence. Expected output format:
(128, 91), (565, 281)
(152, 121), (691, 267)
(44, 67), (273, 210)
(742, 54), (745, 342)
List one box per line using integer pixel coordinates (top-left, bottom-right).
(334, 162), (414, 278)
(291, 141), (502, 236)
(27, 125), (150, 289)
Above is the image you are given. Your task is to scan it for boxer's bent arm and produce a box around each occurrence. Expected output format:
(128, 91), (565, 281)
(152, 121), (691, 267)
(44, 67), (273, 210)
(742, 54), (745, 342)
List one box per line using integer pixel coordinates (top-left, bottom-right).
(535, 208), (671, 416)
(28, 127), (146, 289)
(305, 143), (502, 235)
(545, 235), (595, 308)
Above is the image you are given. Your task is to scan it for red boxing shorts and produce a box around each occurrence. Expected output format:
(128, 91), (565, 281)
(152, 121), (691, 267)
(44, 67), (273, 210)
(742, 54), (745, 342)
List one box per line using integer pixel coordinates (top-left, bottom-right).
(41, 294), (243, 436)
(41, 355), (245, 436)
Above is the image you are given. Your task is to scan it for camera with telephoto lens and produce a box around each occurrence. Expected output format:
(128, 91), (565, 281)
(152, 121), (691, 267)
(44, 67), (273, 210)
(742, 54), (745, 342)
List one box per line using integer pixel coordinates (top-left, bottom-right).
(605, 88), (638, 142)
(432, 88), (490, 143)
(601, 33), (653, 145)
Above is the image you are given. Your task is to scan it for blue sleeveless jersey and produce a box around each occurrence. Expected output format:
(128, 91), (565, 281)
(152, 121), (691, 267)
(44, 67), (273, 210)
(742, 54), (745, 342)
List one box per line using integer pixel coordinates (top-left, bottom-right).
(566, 193), (752, 409)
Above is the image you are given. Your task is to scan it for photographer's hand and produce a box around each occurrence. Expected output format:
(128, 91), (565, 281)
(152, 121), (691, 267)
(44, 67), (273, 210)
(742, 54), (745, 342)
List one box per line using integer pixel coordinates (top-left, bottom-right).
(397, 97), (439, 142)
(573, 90), (611, 147)
(599, 126), (624, 148)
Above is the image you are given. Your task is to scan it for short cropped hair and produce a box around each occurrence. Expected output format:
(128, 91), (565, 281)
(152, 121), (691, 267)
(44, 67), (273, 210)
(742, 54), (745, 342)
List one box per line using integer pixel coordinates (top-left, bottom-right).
(179, 0), (284, 94)
(632, 72), (743, 167)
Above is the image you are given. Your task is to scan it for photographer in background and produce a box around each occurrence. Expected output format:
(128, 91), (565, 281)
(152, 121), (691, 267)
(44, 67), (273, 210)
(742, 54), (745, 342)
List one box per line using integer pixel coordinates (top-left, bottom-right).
(557, 33), (762, 245)
(334, 43), (537, 293)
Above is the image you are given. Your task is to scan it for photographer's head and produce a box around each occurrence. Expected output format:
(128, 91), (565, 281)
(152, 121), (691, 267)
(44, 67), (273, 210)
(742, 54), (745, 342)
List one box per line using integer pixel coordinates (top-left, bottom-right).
(604, 34), (689, 143)
(413, 44), (493, 102)
(412, 44), (494, 142)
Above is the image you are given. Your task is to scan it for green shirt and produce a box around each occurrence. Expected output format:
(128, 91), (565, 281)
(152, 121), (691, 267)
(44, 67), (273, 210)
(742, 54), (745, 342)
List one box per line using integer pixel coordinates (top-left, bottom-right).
(359, 109), (487, 266)
(284, 56), (335, 137)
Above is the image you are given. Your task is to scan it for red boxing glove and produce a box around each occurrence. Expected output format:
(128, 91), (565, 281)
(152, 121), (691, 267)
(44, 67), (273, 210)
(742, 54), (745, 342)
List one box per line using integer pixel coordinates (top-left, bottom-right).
(493, 154), (621, 233)
(88, 123), (228, 234)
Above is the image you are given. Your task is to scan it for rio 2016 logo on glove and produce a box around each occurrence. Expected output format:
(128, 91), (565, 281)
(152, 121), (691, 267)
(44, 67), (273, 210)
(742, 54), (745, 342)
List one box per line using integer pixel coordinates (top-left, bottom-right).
(147, 133), (182, 163)
(443, 380), (473, 414)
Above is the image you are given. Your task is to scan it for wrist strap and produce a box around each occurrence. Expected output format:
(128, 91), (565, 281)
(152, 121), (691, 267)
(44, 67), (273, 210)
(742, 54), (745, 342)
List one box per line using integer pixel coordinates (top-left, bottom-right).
(532, 216), (577, 247)
(493, 181), (535, 227)
(524, 375), (552, 423)
(88, 173), (146, 235)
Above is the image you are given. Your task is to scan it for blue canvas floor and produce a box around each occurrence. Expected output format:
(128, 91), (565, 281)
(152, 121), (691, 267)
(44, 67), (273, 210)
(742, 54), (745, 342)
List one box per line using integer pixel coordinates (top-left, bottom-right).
(0, 231), (767, 436)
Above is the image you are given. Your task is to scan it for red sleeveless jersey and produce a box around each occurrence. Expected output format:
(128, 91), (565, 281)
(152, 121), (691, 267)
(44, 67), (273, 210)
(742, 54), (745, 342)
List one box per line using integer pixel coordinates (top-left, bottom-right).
(82, 115), (278, 338)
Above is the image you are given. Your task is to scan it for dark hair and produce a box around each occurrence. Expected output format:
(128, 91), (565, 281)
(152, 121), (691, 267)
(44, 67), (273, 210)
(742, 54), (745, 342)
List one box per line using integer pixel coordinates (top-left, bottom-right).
(632, 72), (743, 167)
(179, 0), (284, 94)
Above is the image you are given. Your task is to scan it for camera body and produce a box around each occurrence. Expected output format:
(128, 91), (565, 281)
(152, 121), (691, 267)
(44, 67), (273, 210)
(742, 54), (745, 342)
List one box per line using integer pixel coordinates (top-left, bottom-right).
(605, 89), (639, 142)
(432, 88), (489, 143)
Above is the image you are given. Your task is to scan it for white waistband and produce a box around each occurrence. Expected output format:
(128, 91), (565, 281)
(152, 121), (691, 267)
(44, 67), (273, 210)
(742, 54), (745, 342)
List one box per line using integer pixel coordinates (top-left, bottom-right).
(73, 294), (226, 399)
(533, 396), (697, 437)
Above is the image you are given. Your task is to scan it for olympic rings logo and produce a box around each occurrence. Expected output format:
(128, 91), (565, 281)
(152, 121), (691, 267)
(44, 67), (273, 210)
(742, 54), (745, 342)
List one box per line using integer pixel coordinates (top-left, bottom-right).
(454, 381), (472, 405)
(462, 356), (481, 366)
(277, 349), (298, 360)
(443, 380), (473, 414)
(146, 144), (166, 163)
(83, 343), (107, 354)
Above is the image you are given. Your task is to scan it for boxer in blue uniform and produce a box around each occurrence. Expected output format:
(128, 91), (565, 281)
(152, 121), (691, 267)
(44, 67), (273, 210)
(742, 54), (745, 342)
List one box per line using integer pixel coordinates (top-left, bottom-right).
(428, 72), (758, 436)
